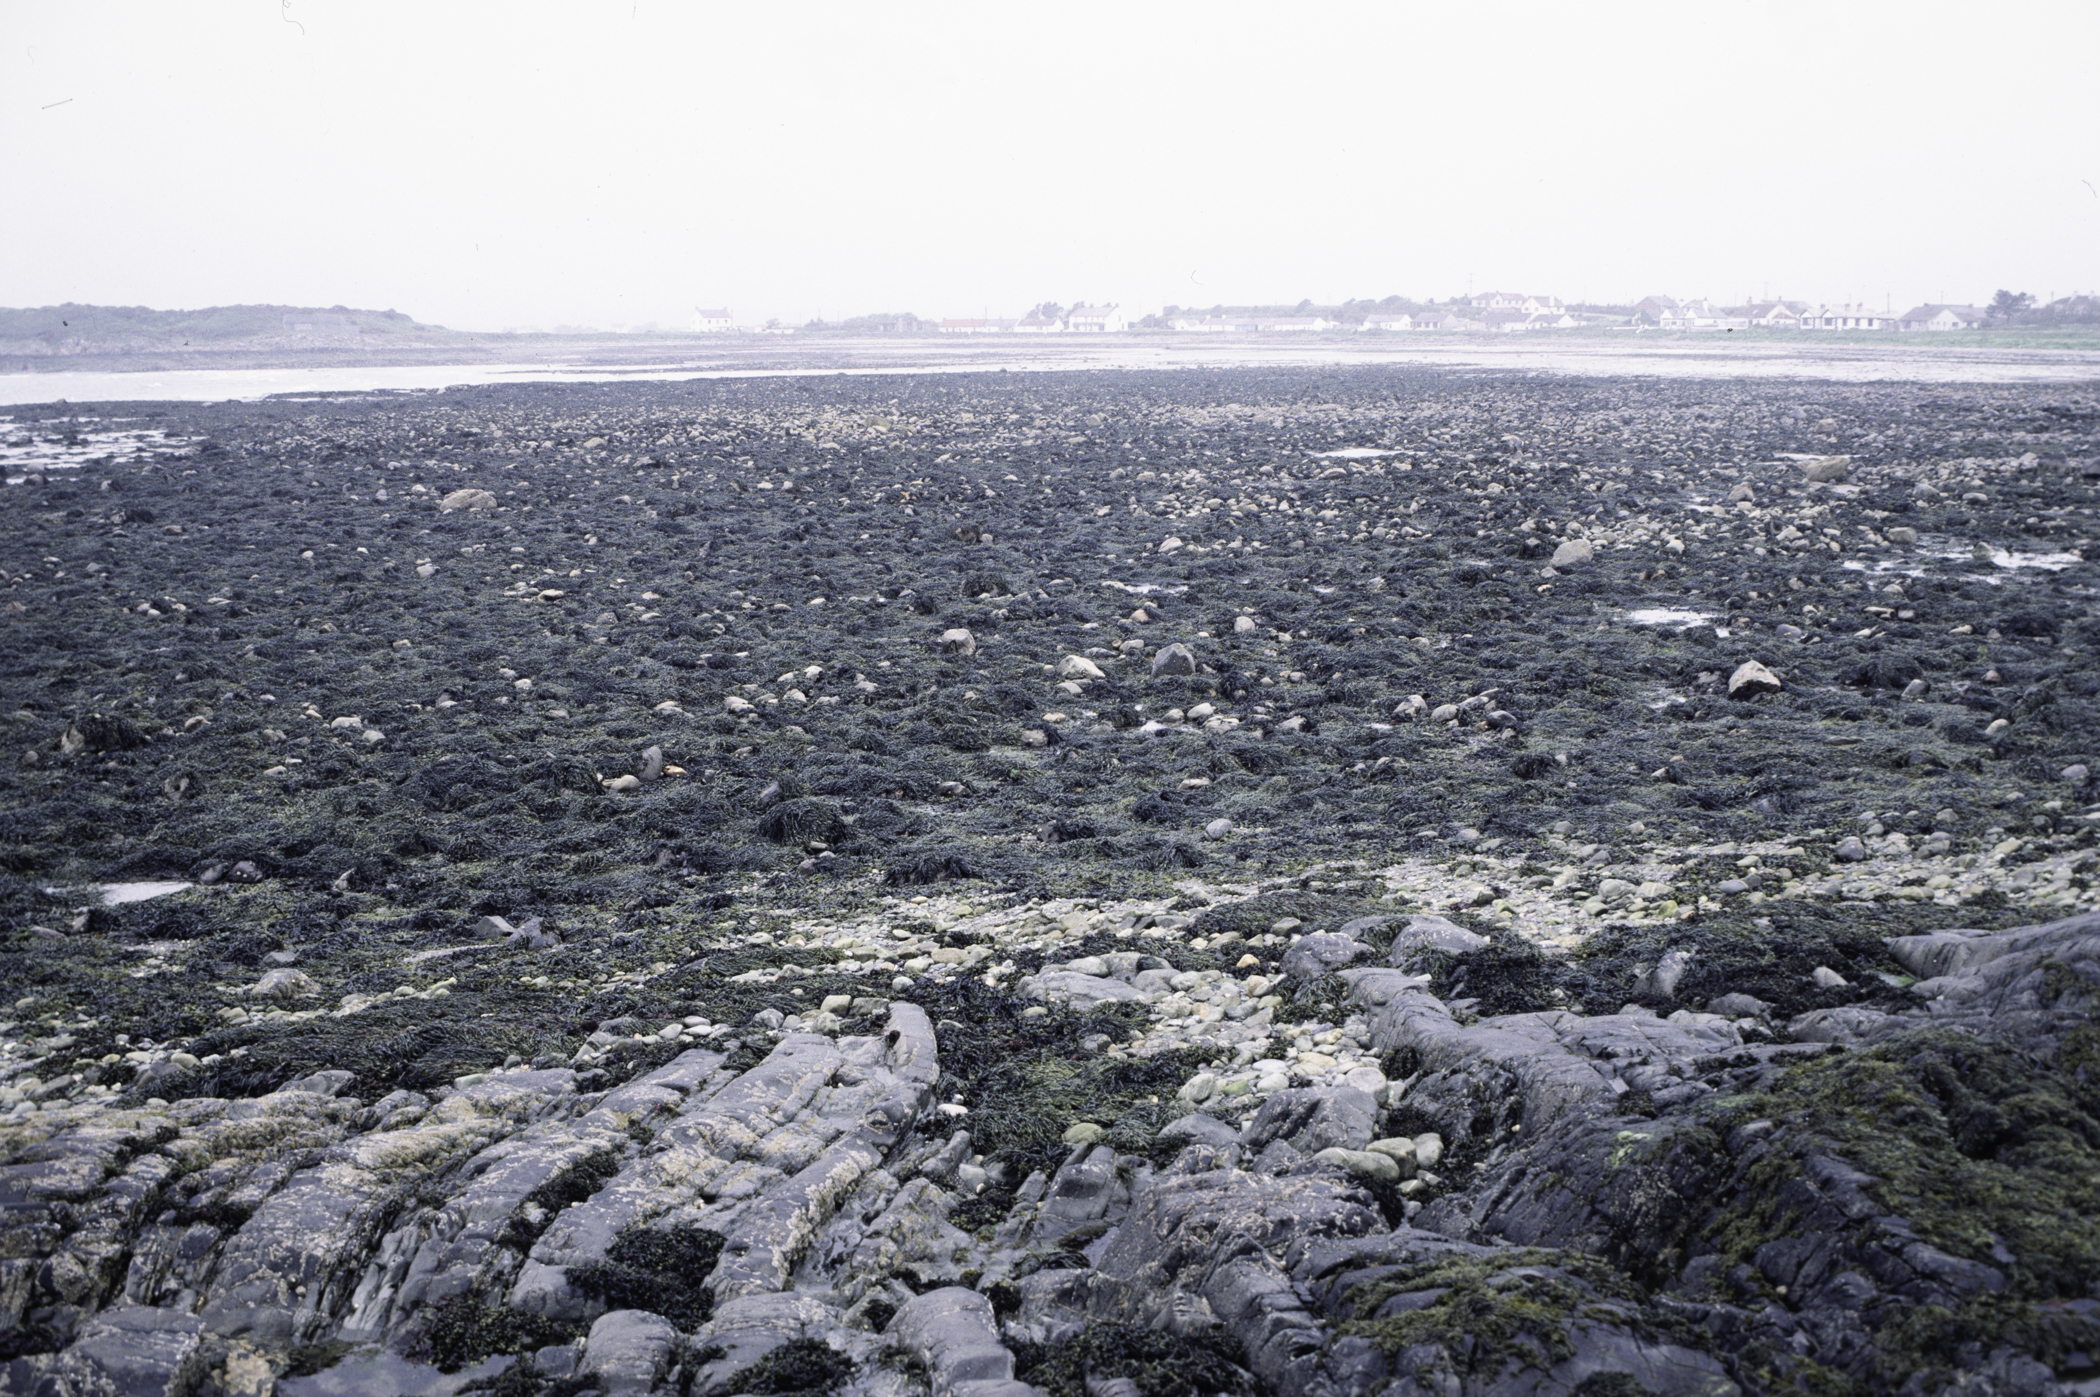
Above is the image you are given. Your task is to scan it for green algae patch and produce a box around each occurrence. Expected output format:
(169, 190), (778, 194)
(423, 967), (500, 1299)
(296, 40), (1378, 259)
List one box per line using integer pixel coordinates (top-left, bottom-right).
(1338, 1249), (1667, 1376)
(1703, 1028), (2100, 1303)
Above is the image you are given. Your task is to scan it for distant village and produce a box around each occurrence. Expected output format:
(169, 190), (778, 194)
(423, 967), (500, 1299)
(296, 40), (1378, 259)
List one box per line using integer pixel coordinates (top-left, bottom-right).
(688, 290), (2097, 336)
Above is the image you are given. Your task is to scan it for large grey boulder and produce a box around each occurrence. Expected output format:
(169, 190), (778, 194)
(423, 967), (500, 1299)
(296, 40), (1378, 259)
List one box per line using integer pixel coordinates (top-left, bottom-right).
(1280, 932), (1366, 981)
(512, 1005), (937, 1317)
(12, 1305), (206, 1397)
(1386, 914), (1490, 964)
(1015, 971), (1146, 1008)
(1336, 967), (1428, 1008)
(1240, 1086), (1379, 1156)
(579, 1309), (680, 1394)
(686, 1292), (847, 1394)
(1368, 988), (1742, 1155)
(1887, 909), (2100, 980)
(1155, 1113), (1239, 1149)
(889, 1286), (1035, 1397)
(1149, 642), (1197, 677)
(1055, 1167), (1382, 1397)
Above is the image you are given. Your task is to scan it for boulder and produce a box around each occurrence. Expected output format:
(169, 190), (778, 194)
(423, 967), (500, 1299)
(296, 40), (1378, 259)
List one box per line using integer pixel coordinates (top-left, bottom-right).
(1016, 971), (1146, 1009)
(1280, 932), (1366, 980)
(1057, 654), (1106, 680)
(438, 488), (498, 512)
(250, 968), (319, 1001)
(1549, 538), (1595, 568)
(1728, 660), (1783, 698)
(1240, 1086), (1379, 1155)
(939, 628), (977, 656)
(1386, 914), (1490, 964)
(1314, 1146), (1399, 1182)
(1149, 642), (1197, 677)
(579, 1309), (680, 1394)
(888, 1287), (1034, 1397)
(1156, 1113), (1240, 1149)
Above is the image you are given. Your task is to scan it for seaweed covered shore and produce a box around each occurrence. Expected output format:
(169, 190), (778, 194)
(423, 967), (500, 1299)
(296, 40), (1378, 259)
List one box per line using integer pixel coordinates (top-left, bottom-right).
(0, 367), (2096, 1396)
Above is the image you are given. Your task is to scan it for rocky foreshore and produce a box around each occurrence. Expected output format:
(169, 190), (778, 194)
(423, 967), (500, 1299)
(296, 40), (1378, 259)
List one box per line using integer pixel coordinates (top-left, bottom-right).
(1, 367), (2095, 1395)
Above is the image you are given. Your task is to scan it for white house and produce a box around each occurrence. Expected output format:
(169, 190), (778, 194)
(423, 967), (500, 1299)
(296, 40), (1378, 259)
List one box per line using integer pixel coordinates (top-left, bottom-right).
(1361, 311), (1414, 331)
(1659, 299), (1736, 329)
(1014, 311), (1066, 333)
(1471, 292), (1565, 316)
(937, 319), (1016, 334)
(1726, 301), (1805, 329)
(690, 307), (733, 333)
(1254, 315), (1335, 332)
(1897, 304), (1986, 331)
(1065, 303), (1126, 333)
(1413, 311), (1486, 331)
(1799, 304), (1893, 331)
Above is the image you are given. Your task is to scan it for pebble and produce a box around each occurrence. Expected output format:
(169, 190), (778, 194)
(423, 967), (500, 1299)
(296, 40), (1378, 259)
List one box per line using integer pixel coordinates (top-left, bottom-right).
(2064, 764), (2090, 785)
(1549, 539), (1595, 568)
(438, 488), (497, 512)
(1833, 836), (1868, 861)
(1058, 654), (1106, 680)
(1233, 615), (1258, 633)
(1204, 818), (1234, 839)
(939, 628), (977, 655)
(1812, 966), (1850, 989)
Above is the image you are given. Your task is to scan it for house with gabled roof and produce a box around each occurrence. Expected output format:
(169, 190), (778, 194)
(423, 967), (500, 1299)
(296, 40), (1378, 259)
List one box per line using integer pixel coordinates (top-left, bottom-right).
(1896, 304), (1985, 331)
(1065, 303), (1126, 333)
(690, 308), (733, 333)
(1800, 304), (1892, 330)
(1725, 301), (1806, 329)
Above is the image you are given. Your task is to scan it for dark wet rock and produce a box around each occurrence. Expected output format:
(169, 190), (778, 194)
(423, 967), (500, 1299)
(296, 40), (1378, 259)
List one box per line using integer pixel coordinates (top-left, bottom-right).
(1385, 914), (1490, 964)
(579, 1308), (680, 1394)
(1240, 1086), (1379, 1156)
(889, 1286), (1034, 1397)
(1149, 643), (1196, 678)
(1280, 932), (1366, 981)
(1154, 1113), (1238, 1149)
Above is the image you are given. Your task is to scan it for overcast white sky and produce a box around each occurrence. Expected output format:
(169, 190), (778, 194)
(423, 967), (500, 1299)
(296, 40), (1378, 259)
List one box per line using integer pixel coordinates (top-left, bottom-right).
(4, 2), (2096, 330)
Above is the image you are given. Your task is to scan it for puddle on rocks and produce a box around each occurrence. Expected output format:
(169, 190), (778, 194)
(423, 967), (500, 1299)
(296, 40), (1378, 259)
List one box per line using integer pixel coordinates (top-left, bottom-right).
(1843, 540), (2086, 585)
(1624, 607), (1718, 628)
(2, 418), (177, 485)
(43, 880), (195, 906)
